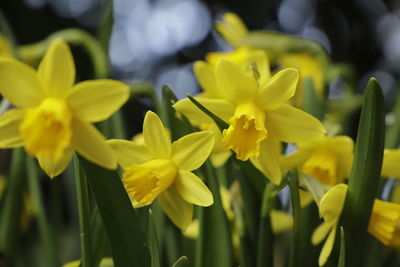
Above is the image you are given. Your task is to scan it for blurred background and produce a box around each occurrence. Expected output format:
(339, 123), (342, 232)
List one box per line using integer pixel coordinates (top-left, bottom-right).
(0, 0), (399, 265)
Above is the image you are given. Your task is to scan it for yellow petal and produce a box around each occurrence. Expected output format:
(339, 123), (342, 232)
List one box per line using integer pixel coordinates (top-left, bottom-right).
(251, 138), (282, 184)
(175, 170), (214, 207)
(71, 119), (116, 169)
(38, 147), (74, 178)
(270, 210), (293, 234)
(279, 150), (310, 171)
(0, 109), (24, 148)
(158, 185), (193, 229)
(267, 105), (326, 143)
(0, 58), (44, 107)
(319, 183), (348, 222)
(38, 40), (75, 96)
(68, 80), (129, 122)
(223, 13), (248, 38)
(173, 97), (235, 124)
(257, 68), (299, 110)
(215, 59), (258, 103)
(312, 220), (335, 245)
(143, 111), (171, 158)
(106, 139), (153, 169)
(382, 149), (400, 178)
(193, 61), (221, 98)
(319, 225), (337, 266)
(171, 131), (214, 171)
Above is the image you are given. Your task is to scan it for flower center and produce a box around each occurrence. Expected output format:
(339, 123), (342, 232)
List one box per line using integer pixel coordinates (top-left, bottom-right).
(123, 159), (177, 206)
(222, 102), (267, 160)
(301, 147), (338, 185)
(20, 97), (72, 161)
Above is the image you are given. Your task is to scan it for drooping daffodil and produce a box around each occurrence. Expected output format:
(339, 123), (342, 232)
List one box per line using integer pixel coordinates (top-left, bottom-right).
(280, 136), (354, 185)
(0, 39), (129, 177)
(107, 111), (214, 229)
(174, 54), (326, 184)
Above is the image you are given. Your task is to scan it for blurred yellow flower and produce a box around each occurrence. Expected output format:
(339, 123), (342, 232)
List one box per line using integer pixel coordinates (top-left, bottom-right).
(278, 53), (325, 107)
(0, 40), (129, 177)
(107, 111), (214, 229)
(281, 136), (354, 185)
(215, 13), (248, 47)
(381, 149), (400, 178)
(63, 258), (114, 267)
(175, 53), (325, 184)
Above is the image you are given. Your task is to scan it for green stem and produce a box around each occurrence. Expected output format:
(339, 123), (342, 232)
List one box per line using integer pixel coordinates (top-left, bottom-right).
(0, 148), (26, 264)
(26, 156), (60, 267)
(74, 157), (93, 267)
(17, 29), (109, 78)
(287, 170), (301, 267)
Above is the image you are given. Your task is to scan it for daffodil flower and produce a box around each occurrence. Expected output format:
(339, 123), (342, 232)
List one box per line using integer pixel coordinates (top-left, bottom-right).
(278, 53), (325, 107)
(312, 183), (347, 266)
(107, 111), (214, 229)
(174, 55), (326, 184)
(280, 136), (354, 185)
(368, 199), (400, 247)
(0, 40), (129, 177)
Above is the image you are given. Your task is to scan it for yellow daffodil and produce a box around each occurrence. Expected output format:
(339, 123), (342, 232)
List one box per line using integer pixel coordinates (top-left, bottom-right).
(215, 13), (249, 47)
(190, 47), (269, 167)
(107, 111), (214, 229)
(175, 55), (325, 184)
(312, 183), (347, 266)
(0, 39), (129, 177)
(0, 34), (13, 58)
(281, 136), (354, 185)
(381, 149), (400, 178)
(368, 199), (400, 247)
(278, 53), (325, 107)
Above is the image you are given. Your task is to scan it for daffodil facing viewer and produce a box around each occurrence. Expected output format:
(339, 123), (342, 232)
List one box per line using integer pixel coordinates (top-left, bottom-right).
(174, 54), (326, 184)
(0, 40), (129, 177)
(107, 111), (214, 229)
(280, 136), (354, 185)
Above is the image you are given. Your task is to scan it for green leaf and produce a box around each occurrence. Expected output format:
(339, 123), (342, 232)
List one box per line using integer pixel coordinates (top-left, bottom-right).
(78, 156), (151, 267)
(0, 148), (26, 264)
(340, 78), (385, 266)
(161, 85), (193, 141)
(256, 183), (275, 267)
(196, 160), (232, 267)
(303, 77), (324, 120)
(148, 209), (161, 267)
(287, 170), (301, 267)
(185, 94), (229, 132)
(338, 227), (346, 267)
(89, 207), (107, 267)
(172, 256), (189, 267)
(74, 157), (93, 267)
